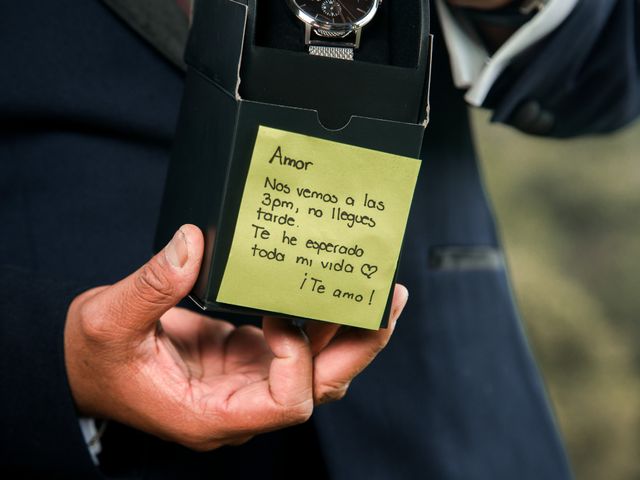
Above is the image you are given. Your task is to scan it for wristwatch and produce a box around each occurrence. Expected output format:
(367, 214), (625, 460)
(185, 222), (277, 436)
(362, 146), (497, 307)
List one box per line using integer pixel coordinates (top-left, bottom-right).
(285, 0), (382, 60)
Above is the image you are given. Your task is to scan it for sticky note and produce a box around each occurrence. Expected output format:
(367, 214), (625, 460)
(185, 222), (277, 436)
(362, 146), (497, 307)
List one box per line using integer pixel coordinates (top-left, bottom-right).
(217, 126), (421, 330)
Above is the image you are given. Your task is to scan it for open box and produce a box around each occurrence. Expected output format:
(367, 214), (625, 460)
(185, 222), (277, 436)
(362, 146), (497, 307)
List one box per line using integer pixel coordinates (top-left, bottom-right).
(155, 0), (433, 329)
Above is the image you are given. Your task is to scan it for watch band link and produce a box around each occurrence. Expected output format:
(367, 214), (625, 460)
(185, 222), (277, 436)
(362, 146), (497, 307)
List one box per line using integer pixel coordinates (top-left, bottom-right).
(308, 45), (354, 61)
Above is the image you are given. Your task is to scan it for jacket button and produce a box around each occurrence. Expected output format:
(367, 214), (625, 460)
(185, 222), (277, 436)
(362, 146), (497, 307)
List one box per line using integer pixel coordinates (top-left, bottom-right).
(510, 100), (555, 135)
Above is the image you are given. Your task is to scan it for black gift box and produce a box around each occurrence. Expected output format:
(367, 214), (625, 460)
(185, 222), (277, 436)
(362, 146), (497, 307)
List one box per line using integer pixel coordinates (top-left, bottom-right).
(155, 0), (432, 328)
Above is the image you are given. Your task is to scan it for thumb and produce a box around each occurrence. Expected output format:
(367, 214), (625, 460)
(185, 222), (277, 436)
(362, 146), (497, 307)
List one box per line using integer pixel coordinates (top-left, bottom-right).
(91, 224), (204, 336)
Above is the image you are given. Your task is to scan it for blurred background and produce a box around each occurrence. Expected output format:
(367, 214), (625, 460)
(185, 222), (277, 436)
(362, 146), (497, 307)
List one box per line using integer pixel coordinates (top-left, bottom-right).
(471, 110), (640, 480)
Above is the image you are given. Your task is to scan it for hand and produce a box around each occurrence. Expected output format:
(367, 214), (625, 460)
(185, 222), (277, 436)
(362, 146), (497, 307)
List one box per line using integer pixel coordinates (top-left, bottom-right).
(447, 0), (513, 9)
(64, 225), (408, 450)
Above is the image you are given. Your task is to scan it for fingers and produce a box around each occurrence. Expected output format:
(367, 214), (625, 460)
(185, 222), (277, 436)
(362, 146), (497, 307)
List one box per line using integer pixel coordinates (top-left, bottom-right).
(263, 317), (314, 411)
(217, 284), (408, 438)
(305, 321), (341, 356)
(85, 225), (204, 338)
(223, 318), (313, 433)
(313, 284), (408, 404)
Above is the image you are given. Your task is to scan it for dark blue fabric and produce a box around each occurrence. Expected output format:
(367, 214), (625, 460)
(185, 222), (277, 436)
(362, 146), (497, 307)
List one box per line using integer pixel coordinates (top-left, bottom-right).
(486, 0), (640, 137)
(0, 1), (182, 476)
(2, 0), (636, 478)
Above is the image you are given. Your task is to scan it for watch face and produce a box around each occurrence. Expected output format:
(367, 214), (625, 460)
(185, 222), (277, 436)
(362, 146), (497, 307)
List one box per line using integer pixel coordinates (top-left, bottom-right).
(287, 0), (379, 30)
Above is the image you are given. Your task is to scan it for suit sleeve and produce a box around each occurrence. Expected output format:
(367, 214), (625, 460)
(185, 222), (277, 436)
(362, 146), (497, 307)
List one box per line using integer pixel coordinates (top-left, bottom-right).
(0, 266), (102, 478)
(482, 0), (640, 137)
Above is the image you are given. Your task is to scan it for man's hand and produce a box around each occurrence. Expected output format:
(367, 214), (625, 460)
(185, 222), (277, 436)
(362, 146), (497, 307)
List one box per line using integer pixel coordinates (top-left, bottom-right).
(64, 225), (408, 451)
(447, 0), (513, 9)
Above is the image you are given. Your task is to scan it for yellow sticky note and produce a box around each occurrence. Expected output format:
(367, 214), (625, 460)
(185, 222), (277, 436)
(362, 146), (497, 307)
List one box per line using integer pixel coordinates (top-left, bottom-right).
(217, 126), (421, 330)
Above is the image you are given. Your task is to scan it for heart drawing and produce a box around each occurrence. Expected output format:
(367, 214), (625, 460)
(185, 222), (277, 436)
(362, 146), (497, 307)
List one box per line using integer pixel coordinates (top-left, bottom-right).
(360, 264), (378, 279)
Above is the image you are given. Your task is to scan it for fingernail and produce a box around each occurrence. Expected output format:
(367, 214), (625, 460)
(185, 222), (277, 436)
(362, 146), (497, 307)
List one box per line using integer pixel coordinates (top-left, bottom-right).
(165, 228), (189, 268)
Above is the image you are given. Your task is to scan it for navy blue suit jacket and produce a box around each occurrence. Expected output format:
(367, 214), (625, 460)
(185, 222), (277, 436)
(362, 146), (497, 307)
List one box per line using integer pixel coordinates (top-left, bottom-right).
(1, 1), (638, 478)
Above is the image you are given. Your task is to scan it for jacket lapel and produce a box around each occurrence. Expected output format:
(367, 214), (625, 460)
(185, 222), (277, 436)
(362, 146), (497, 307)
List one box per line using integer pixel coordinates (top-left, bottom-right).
(101, 0), (190, 71)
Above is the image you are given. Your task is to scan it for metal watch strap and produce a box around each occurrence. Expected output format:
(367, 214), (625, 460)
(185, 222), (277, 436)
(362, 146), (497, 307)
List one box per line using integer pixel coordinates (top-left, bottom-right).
(309, 45), (354, 60)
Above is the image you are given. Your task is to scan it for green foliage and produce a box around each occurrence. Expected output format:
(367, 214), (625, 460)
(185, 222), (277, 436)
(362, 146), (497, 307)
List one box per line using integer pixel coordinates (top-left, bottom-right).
(473, 110), (640, 480)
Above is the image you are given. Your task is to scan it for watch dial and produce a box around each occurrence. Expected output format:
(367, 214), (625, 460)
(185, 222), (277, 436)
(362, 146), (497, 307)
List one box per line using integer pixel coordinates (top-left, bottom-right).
(291, 0), (377, 28)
